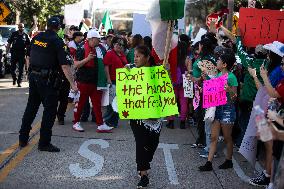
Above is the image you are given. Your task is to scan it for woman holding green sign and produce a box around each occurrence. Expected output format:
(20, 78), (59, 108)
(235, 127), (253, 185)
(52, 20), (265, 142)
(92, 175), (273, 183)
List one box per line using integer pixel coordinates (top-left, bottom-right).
(129, 45), (163, 188)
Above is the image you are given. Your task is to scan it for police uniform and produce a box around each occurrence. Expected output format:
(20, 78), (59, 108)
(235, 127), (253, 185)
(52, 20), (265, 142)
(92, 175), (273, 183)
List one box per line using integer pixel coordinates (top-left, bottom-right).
(7, 30), (30, 86)
(19, 17), (70, 152)
(57, 46), (72, 125)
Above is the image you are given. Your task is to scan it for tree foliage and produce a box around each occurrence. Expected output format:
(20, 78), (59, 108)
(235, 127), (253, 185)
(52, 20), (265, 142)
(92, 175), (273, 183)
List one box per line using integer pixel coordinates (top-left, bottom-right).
(4, 0), (79, 29)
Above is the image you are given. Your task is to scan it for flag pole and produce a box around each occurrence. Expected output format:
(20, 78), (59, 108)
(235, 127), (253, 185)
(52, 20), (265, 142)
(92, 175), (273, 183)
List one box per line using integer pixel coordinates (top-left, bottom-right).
(163, 20), (174, 70)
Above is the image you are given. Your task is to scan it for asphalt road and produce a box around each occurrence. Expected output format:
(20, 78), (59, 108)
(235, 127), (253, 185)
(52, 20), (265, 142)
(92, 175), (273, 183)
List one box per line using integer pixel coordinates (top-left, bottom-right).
(0, 77), (263, 189)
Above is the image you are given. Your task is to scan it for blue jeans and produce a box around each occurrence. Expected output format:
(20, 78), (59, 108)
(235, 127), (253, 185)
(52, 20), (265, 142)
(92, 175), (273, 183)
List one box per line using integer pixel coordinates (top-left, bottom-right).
(103, 105), (119, 127)
(103, 83), (118, 127)
(204, 120), (212, 152)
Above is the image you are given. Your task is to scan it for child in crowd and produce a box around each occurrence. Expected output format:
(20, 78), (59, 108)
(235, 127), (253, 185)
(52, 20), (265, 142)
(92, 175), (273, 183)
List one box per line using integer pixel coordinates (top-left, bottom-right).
(199, 48), (238, 171)
(129, 45), (163, 188)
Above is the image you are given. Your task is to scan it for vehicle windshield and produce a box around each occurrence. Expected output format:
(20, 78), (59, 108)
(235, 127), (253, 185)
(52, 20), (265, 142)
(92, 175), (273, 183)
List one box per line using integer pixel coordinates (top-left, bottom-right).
(0, 27), (16, 38)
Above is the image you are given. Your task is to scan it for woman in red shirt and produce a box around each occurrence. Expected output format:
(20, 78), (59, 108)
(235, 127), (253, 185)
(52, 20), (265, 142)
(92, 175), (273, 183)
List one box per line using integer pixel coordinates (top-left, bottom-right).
(103, 36), (128, 127)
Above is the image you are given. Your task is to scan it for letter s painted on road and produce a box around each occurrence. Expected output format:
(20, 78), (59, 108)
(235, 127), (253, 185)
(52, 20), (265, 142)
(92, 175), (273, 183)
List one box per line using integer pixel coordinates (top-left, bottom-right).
(69, 139), (109, 178)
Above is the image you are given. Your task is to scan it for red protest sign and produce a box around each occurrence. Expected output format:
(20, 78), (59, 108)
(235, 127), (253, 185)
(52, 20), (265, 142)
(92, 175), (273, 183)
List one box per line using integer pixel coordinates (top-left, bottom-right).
(206, 13), (223, 29)
(239, 8), (284, 47)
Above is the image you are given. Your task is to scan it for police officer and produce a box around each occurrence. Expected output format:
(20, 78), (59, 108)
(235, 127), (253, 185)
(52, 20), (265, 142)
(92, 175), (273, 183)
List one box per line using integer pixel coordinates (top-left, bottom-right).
(56, 47), (72, 125)
(19, 17), (78, 152)
(6, 23), (30, 87)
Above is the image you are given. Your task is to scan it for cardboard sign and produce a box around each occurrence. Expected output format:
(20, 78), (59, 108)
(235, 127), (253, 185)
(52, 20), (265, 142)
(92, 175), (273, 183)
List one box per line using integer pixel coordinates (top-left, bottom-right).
(239, 8), (284, 47)
(193, 83), (200, 110)
(197, 59), (217, 77)
(64, 2), (84, 26)
(192, 28), (207, 45)
(116, 66), (179, 119)
(203, 74), (228, 108)
(206, 13), (223, 29)
(182, 74), (194, 98)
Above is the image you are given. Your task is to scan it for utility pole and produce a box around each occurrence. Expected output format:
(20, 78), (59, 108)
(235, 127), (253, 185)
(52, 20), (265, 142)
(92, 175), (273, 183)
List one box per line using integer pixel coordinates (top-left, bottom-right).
(227, 0), (234, 31)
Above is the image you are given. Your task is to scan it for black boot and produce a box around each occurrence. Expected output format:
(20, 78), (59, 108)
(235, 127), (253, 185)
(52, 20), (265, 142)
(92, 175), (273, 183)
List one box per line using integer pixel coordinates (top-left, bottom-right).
(19, 140), (28, 148)
(137, 175), (149, 188)
(199, 161), (213, 171)
(57, 115), (65, 125)
(38, 143), (60, 152)
(166, 120), (174, 129)
(218, 159), (233, 169)
(180, 120), (186, 129)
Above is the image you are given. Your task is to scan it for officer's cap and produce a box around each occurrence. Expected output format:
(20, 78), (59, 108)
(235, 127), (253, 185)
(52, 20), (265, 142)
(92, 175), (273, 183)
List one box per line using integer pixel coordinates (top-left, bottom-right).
(47, 17), (61, 28)
(87, 29), (101, 39)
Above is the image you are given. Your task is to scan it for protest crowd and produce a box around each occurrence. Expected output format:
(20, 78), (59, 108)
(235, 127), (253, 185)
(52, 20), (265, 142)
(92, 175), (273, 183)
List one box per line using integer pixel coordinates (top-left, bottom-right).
(6, 1), (284, 189)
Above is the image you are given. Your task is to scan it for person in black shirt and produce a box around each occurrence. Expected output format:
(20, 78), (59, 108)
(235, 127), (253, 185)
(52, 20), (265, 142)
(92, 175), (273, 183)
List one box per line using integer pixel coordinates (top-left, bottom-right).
(6, 23), (30, 87)
(19, 17), (78, 152)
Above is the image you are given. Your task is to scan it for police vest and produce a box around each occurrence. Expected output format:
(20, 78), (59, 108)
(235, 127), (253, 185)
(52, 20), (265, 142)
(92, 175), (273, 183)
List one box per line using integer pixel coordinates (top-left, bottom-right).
(29, 31), (64, 70)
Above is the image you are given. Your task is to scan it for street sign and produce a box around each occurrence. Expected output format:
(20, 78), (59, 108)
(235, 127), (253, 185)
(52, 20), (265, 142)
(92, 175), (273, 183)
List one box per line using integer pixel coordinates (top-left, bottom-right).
(206, 13), (223, 29)
(0, 3), (11, 21)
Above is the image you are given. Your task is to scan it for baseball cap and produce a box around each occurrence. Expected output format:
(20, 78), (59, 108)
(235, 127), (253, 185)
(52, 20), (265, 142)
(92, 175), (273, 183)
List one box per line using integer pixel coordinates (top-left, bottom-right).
(263, 41), (284, 57)
(255, 45), (268, 55)
(87, 29), (101, 39)
(47, 17), (61, 28)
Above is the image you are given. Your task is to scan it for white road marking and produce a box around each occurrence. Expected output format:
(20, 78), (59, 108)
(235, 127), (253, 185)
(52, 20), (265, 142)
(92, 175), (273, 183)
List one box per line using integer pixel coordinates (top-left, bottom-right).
(158, 143), (179, 185)
(0, 131), (15, 135)
(69, 139), (109, 178)
(232, 156), (250, 183)
(228, 149), (263, 183)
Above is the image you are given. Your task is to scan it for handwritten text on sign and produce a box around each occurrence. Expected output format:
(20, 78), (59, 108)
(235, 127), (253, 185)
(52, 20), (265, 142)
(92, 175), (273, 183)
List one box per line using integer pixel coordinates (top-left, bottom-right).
(239, 8), (284, 47)
(203, 74), (228, 108)
(182, 74), (193, 98)
(116, 66), (178, 119)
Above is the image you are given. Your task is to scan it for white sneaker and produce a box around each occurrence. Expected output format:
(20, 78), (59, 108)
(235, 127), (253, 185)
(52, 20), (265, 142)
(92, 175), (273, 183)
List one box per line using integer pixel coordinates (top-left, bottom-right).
(96, 123), (113, 133)
(73, 122), (84, 132)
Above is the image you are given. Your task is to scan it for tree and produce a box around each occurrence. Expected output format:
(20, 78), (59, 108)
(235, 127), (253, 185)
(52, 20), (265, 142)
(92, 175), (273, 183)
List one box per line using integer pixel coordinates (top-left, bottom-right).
(4, 0), (79, 30)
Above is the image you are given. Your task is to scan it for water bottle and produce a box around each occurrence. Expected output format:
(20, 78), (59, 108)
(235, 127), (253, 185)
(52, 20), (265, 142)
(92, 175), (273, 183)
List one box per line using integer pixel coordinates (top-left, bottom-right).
(254, 105), (273, 142)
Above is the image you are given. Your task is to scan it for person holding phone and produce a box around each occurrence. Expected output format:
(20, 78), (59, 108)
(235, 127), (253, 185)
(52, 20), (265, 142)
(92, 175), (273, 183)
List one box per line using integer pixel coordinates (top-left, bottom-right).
(234, 28), (270, 148)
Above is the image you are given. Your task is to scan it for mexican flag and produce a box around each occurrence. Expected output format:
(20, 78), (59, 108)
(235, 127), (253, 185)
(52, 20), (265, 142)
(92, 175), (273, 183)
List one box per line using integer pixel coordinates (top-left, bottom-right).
(146, 0), (185, 83)
(99, 11), (113, 33)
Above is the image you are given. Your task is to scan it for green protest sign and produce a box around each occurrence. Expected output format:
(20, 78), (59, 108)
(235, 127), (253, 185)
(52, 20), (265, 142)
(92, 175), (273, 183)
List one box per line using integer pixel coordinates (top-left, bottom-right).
(116, 65), (178, 119)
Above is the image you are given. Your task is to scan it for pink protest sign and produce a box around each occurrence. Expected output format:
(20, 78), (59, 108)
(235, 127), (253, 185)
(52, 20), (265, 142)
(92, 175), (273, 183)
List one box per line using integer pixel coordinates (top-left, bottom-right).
(202, 74), (228, 108)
